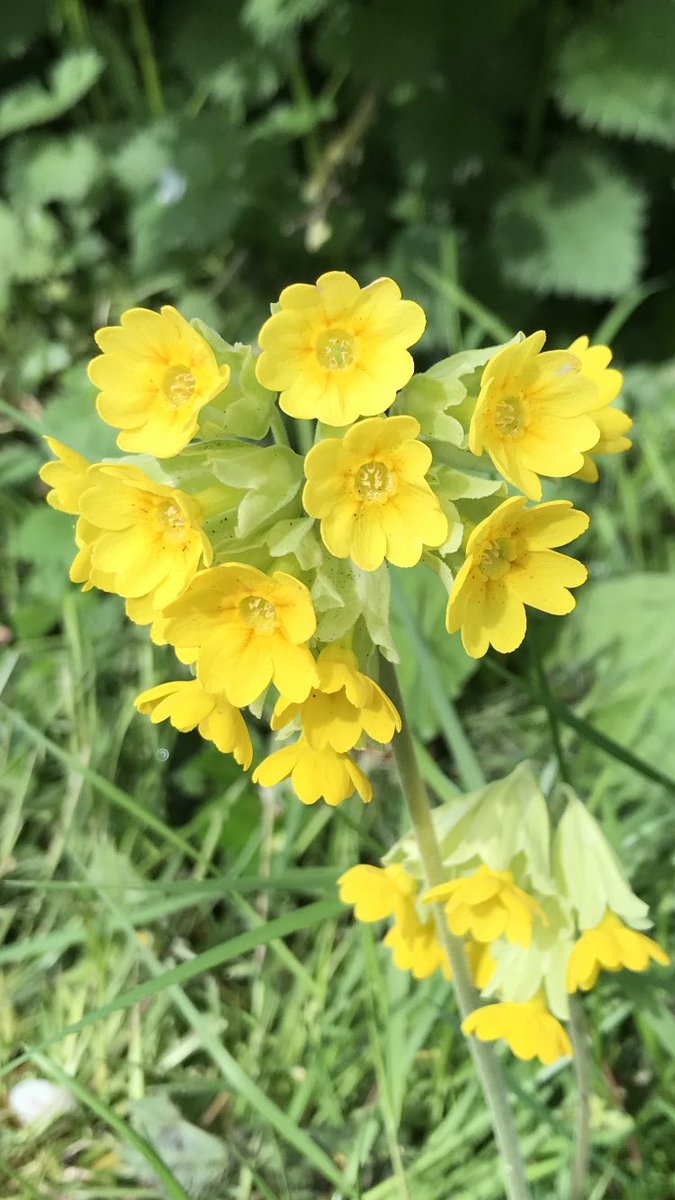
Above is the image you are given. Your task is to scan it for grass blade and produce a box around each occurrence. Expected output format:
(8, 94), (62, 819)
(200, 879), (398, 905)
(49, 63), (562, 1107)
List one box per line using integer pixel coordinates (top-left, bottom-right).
(0, 702), (202, 862)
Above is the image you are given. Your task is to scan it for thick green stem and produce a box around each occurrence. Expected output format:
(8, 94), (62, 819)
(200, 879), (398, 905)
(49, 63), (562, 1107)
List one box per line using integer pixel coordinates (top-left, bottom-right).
(569, 996), (592, 1200)
(269, 408), (291, 448)
(380, 658), (532, 1200)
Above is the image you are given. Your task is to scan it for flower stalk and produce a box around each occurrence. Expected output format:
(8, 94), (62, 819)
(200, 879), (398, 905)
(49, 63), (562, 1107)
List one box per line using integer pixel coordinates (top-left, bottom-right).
(568, 995), (592, 1200)
(379, 656), (532, 1200)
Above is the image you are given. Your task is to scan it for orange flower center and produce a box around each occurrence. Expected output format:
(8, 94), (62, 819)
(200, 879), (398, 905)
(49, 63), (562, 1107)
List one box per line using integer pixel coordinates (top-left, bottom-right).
(239, 595), (278, 634)
(478, 536), (515, 581)
(354, 460), (396, 504)
(162, 363), (196, 407)
(494, 393), (527, 438)
(315, 328), (356, 371)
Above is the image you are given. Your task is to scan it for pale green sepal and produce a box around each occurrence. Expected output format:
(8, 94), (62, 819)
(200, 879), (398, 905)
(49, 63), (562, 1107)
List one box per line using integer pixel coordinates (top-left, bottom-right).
(248, 687), (270, 721)
(191, 321), (274, 440)
(206, 441), (304, 539)
(434, 465), (505, 503)
(107, 451), (170, 484)
(145, 442), (239, 499)
(430, 466), (504, 557)
(393, 373), (465, 445)
(552, 791), (651, 931)
(354, 564), (400, 663)
(311, 559), (399, 658)
(484, 897), (574, 1019)
(422, 551), (455, 593)
(262, 517), (323, 570)
(394, 337), (521, 443)
(312, 557), (362, 643)
(385, 761), (552, 894)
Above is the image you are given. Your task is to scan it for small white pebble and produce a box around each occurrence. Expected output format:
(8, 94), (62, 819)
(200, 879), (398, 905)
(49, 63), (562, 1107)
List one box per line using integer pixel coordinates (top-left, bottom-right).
(8, 1078), (76, 1126)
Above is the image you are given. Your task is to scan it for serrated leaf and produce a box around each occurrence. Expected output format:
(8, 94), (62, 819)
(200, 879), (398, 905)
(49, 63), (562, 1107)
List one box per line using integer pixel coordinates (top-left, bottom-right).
(556, 0), (675, 148)
(493, 148), (645, 299)
(0, 50), (103, 138)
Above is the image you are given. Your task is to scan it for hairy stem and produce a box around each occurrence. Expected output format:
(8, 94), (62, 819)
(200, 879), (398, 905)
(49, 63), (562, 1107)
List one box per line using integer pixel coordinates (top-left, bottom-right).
(569, 996), (592, 1200)
(380, 657), (532, 1200)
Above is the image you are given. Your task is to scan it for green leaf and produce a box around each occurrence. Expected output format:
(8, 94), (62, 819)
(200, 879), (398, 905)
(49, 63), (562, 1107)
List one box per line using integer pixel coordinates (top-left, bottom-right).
(556, 0), (675, 148)
(41, 364), (119, 460)
(493, 148), (646, 300)
(7, 133), (102, 206)
(0, 50), (103, 138)
(551, 573), (675, 791)
(124, 1095), (229, 1198)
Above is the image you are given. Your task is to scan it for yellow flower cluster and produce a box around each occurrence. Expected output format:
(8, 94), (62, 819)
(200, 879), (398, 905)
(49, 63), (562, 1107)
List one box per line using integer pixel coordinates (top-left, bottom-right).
(40, 274), (633, 806)
(39, 271), (650, 1077)
(340, 767), (668, 1066)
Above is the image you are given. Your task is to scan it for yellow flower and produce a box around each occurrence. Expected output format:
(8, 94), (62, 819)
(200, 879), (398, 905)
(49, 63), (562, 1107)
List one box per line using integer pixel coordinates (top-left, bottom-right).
(39, 437), (91, 514)
(70, 464), (212, 610)
(88, 306), (230, 459)
(338, 863), (449, 978)
(163, 564), (319, 707)
(575, 406), (633, 483)
(253, 736), (372, 806)
(338, 863), (417, 933)
(462, 997), (572, 1064)
(383, 916), (450, 980)
(566, 337), (632, 482)
(425, 865), (544, 948)
(303, 415), (447, 571)
(271, 644), (401, 752)
(469, 332), (600, 500)
(566, 912), (670, 993)
(255, 271), (426, 427)
(446, 496), (589, 658)
(134, 679), (253, 768)
(468, 940), (498, 990)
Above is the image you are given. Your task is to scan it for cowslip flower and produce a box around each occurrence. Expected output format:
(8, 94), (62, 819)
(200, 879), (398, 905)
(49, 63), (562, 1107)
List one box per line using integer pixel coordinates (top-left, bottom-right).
(39, 438), (91, 514)
(271, 644), (401, 752)
(446, 496), (589, 658)
(383, 916), (450, 980)
(134, 679), (253, 768)
(255, 271), (426, 427)
(462, 996), (572, 1064)
(569, 336), (632, 482)
(566, 912), (669, 993)
(71, 464), (212, 610)
(338, 863), (418, 936)
(338, 863), (448, 978)
(303, 415), (447, 571)
(253, 735), (372, 806)
(88, 306), (230, 458)
(163, 564), (318, 707)
(425, 865), (544, 948)
(469, 331), (600, 500)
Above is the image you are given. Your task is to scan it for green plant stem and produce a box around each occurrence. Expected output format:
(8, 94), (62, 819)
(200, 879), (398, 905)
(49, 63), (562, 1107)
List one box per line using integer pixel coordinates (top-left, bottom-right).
(379, 658), (532, 1200)
(125, 0), (165, 118)
(529, 638), (570, 785)
(569, 996), (592, 1200)
(269, 407), (291, 447)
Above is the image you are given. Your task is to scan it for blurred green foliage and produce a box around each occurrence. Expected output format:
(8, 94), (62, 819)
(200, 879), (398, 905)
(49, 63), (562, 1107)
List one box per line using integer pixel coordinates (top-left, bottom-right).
(2, 0), (675, 409)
